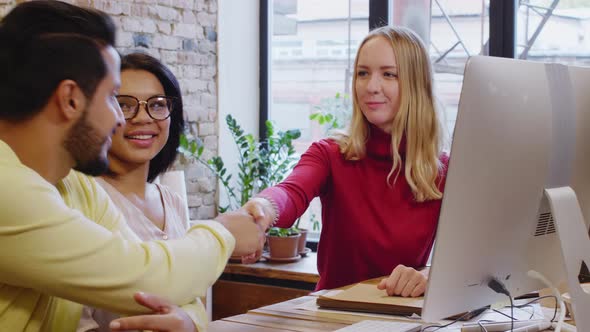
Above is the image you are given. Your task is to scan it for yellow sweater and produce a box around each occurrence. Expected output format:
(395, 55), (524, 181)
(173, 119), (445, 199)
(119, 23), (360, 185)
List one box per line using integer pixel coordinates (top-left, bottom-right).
(0, 140), (235, 331)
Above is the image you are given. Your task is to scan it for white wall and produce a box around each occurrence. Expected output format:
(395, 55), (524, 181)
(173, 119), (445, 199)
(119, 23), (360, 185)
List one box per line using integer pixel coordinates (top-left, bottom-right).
(218, 0), (260, 208)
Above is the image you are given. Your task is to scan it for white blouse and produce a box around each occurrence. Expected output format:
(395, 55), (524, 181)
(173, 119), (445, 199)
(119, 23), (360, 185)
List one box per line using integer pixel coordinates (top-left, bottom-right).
(77, 178), (191, 332)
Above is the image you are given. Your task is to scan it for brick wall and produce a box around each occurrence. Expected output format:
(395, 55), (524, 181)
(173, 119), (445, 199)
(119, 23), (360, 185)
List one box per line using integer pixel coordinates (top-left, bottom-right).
(0, 0), (219, 219)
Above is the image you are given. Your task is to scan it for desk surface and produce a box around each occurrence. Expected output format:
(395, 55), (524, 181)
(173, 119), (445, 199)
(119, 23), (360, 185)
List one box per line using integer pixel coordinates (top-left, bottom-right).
(209, 295), (356, 331)
(209, 278), (391, 331)
(224, 252), (319, 284)
(209, 292), (559, 332)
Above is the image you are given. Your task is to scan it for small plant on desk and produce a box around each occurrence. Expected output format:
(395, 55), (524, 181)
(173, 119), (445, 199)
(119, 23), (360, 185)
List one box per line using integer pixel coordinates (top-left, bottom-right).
(266, 227), (301, 260)
(268, 227), (300, 238)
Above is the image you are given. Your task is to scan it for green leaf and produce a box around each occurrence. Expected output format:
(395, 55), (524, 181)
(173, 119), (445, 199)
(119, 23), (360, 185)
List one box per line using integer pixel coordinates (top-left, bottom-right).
(179, 134), (188, 148)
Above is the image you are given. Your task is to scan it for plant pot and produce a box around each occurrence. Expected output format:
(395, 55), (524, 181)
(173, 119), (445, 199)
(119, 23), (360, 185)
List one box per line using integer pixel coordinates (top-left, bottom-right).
(267, 233), (301, 259)
(297, 229), (308, 254)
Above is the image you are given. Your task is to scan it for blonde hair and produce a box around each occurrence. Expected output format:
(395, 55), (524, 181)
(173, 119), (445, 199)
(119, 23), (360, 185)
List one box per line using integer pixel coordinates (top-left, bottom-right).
(332, 26), (443, 202)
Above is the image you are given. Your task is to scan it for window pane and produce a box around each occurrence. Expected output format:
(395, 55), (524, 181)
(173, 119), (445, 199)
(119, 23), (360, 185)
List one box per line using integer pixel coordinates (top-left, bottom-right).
(430, 0), (489, 142)
(517, 0), (590, 65)
(270, 0), (369, 237)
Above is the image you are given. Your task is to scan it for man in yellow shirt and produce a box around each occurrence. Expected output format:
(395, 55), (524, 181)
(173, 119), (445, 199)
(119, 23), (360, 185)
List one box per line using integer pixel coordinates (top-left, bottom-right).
(0, 1), (265, 331)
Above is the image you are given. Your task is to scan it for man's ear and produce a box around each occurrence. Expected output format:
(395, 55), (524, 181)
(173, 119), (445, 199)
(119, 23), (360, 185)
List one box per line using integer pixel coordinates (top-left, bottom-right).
(54, 79), (86, 121)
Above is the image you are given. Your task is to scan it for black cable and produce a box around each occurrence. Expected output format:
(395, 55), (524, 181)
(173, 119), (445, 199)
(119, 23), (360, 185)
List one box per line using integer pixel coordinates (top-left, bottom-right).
(420, 310), (474, 331)
(424, 285), (557, 332)
(491, 308), (515, 320)
(514, 295), (559, 322)
(517, 304), (535, 320)
(487, 277), (514, 332)
(487, 294), (559, 331)
(490, 303), (533, 321)
(509, 295), (515, 332)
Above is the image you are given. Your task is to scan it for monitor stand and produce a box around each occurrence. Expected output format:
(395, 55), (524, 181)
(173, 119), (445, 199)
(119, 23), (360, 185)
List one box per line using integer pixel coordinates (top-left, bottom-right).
(546, 187), (590, 331)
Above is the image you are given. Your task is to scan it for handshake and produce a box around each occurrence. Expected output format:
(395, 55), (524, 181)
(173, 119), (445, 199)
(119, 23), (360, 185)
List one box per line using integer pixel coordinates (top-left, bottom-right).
(214, 198), (277, 263)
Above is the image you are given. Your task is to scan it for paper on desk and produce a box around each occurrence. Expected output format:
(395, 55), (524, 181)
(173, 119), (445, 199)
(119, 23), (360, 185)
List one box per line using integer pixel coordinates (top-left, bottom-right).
(296, 298), (544, 330)
(323, 284), (424, 307)
(296, 299), (462, 331)
(477, 303), (544, 321)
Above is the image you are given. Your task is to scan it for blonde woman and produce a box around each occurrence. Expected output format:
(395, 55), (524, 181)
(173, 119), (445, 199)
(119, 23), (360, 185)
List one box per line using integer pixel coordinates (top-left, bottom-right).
(243, 26), (448, 297)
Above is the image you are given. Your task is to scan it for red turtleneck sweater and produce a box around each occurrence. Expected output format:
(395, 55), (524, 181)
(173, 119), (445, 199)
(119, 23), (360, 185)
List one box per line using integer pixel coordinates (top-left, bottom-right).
(259, 128), (448, 290)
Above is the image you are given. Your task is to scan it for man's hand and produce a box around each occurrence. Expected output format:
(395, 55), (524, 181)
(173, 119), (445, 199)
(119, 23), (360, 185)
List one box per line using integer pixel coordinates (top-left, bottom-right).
(241, 197), (275, 231)
(377, 265), (429, 297)
(237, 197), (277, 263)
(109, 292), (196, 332)
(215, 210), (265, 257)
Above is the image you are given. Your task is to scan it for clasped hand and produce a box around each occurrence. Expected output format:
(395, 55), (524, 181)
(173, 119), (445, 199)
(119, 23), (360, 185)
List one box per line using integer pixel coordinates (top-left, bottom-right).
(238, 198), (277, 263)
(214, 209), (266, 260)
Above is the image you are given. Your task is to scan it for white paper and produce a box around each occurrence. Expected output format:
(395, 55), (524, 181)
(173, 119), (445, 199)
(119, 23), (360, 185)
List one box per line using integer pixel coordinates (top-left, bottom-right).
(295, 299), (546, 332)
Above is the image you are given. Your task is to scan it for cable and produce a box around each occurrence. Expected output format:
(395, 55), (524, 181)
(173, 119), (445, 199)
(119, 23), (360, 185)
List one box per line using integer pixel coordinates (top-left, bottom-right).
(465, 294), (559, 332)
(420, 310), (475, 331)
(487, 277), (517, 331)
(423, 286), (559, 332)
(515, 304), (535, 320)
(515, 295), (559, 322)
(527, 270), (566, 332)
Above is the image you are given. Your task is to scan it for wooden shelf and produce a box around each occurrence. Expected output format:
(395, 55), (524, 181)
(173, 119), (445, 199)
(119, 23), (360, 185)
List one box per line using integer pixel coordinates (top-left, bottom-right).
(223, 252), (319, 284)
(213, 252), (320, 320)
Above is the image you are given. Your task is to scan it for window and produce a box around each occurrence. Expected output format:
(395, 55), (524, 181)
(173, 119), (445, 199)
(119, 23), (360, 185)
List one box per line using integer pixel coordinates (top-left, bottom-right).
(263, 1), (562, 241)
(517, 0), (590, 66)
(265, 0), (371, 240)
(430, 0), (489, 142)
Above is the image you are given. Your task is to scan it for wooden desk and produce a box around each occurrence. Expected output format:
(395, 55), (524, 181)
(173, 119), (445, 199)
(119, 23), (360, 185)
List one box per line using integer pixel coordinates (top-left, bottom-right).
(209, 294), (429, 332)
(209, 293), (563, 332)
(212, 253), (319, 320)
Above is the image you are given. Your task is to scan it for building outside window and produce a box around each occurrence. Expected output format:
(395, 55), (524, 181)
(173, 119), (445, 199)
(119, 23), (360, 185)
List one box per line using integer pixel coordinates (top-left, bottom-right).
(266, 0), (590, 240)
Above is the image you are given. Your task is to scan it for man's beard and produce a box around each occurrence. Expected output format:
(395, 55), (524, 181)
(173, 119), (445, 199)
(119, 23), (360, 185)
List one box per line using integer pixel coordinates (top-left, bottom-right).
(63, 108), (110, 176)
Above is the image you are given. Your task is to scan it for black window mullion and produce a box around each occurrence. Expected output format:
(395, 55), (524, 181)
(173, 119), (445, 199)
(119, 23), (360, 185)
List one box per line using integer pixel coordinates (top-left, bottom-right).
(259, 0), (270, 142)
(489, 0), (517, 58)
(369, 0), (389, 30)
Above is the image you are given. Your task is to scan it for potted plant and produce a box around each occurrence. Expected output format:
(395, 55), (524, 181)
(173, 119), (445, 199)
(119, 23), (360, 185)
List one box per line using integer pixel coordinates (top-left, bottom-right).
(293, 218), (308, 255)
(179, 114), (302, 262)
(179, 114), (300, 211)
(266, 227), (301, 261)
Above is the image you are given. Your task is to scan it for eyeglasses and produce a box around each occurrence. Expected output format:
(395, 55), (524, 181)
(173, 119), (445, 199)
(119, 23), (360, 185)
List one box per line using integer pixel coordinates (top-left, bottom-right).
(116, 95), (176, 121)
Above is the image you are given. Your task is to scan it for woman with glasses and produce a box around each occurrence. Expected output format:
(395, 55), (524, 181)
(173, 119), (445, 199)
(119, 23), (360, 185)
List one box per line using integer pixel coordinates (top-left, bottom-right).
(76, 53), (202, 332)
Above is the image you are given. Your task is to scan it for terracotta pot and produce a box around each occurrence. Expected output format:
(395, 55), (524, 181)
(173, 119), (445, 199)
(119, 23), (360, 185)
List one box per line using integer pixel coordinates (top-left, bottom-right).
(297, 229), (308, 254)
(267, 233), (301, 259)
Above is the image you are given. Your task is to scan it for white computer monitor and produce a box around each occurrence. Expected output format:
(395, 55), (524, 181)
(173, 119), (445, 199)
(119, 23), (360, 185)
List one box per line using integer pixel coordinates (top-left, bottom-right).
(568, 65), (590, 228)
(421, 55), (590, 322)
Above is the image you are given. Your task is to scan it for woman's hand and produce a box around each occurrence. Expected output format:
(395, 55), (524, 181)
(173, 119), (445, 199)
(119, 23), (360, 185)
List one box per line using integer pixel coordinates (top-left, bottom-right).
(109, 292), (197, 332)
(215, 210), (266, 256)
(377, 265), (429, 297)
(241, 197), (276, 231)
(238, 197), (277, 263)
